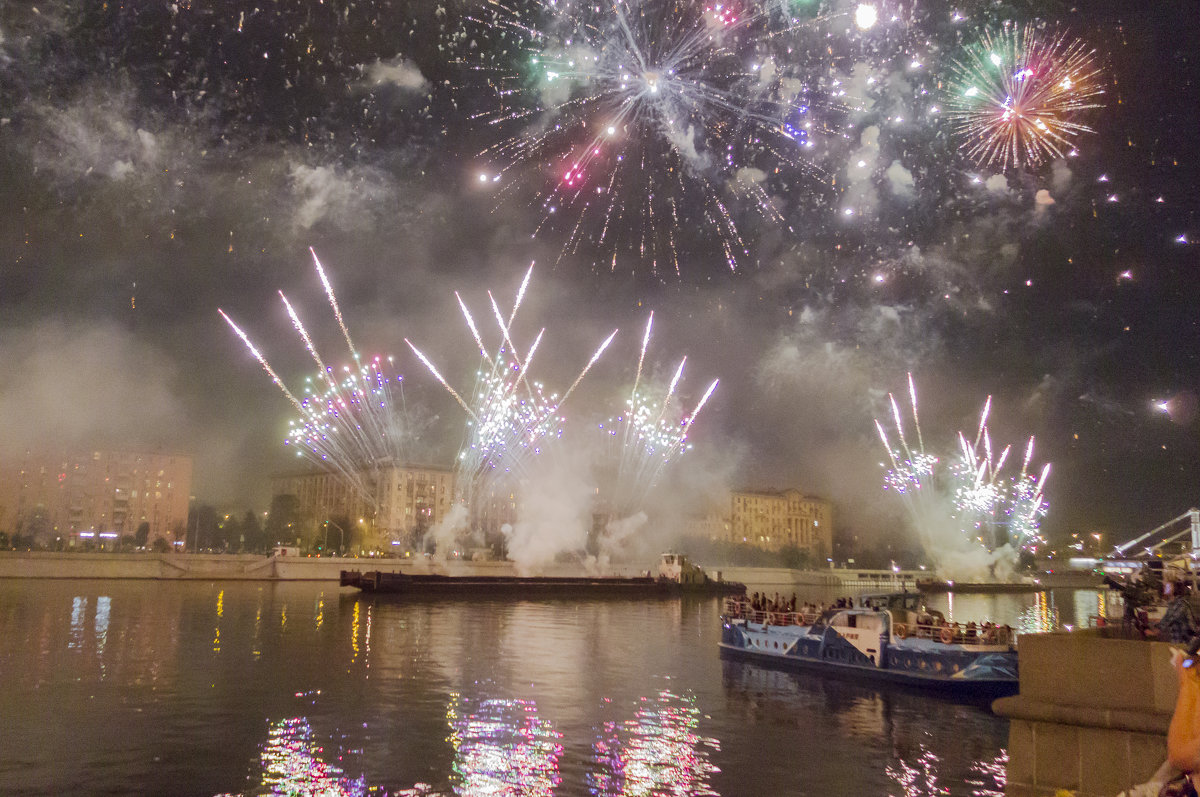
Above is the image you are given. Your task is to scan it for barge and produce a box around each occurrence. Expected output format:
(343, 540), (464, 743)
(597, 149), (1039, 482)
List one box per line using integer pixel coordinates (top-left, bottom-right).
(340, 553), (745, 597)
(916, 578), (1044, 594)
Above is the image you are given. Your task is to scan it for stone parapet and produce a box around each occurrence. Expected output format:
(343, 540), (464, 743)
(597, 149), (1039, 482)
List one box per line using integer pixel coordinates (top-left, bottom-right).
(994, 631), (1179, 796)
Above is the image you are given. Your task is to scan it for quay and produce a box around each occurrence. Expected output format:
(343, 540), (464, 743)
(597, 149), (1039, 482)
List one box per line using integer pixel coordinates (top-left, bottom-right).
(0, 552), (916, 587)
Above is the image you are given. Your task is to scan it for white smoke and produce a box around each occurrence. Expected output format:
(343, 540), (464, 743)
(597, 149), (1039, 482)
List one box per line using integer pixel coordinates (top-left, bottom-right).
(665, 122), (709, 171)
(288, 163), (393, 230)
(985, 174), (1010, 194)
(358, 56), (428, 92)
(1051, 159), (1073, 193)
(594, 511), (649, 568)
(841, 125), (882, 215)
(422, 502), (472, 557)
(504, 453), (594, 573)
(885, 159), (914, 198)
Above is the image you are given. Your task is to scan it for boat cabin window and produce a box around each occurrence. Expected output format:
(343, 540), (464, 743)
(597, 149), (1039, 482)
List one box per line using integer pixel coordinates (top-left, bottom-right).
(847, 614), (857, 628)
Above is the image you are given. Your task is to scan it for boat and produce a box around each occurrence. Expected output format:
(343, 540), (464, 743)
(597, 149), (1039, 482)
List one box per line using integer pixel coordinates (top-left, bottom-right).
(718, 591), (1019, 698)
(340, 552), (746, 597)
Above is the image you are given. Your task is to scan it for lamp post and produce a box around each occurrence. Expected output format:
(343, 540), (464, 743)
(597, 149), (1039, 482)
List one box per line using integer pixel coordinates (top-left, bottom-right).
(323, 520), (345, 557)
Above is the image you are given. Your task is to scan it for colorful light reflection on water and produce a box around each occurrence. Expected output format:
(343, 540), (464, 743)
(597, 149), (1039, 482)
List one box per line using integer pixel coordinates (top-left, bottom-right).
(590, 690), (720, 797)
(0, 582), (1019, 795)
(886, 744), (1007, 797)
(447, 693), (564, 797)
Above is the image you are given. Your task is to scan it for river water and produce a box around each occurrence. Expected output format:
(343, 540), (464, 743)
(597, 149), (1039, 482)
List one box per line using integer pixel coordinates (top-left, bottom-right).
(0, 579), (1108, 796)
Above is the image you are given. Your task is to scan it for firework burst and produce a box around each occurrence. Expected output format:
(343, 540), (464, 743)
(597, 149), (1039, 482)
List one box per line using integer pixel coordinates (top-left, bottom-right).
(596, 312), (718, 519)
(221, 251), (416, 511)
(406, 266), (618, 536)
(944, 23), (1104, 170)
(876, 375), (1050, 568)
(455, 0), (842, 275)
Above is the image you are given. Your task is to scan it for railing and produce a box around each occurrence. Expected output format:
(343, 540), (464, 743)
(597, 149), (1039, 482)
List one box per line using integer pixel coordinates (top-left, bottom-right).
(722, 599), (818, 626)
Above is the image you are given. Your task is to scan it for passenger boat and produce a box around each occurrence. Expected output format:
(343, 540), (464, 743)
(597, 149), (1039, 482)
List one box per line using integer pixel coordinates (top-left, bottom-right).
(719, 592), (1019, 698)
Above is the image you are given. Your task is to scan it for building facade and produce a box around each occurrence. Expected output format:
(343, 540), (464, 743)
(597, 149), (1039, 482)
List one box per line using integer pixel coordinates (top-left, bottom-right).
(727, 488), (832, 556)
(0, 449), (193, 547)
(270, 462), (455, 551)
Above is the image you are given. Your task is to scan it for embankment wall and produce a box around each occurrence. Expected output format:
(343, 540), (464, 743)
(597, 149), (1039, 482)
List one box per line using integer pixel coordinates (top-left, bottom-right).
(0, 552), (653, 581)
(994, 630), (1177, 797)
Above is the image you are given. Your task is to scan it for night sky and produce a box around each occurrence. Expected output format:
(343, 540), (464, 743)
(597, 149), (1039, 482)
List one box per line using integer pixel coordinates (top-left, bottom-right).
(1, 0), (1197, 550)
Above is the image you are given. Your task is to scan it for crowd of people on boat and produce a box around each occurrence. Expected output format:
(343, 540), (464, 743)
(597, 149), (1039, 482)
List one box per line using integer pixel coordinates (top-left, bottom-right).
(897, 614), (1014, 646)
(726, 594), (1014, 645)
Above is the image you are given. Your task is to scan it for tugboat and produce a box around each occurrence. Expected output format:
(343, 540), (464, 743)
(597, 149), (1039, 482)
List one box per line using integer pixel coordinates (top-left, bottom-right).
(719, 591), (1018, 698)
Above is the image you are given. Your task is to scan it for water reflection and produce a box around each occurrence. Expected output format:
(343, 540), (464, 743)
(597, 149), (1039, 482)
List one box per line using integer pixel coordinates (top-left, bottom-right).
(446, 693), (564, 796)
(886, 745), (1006, 797)
(257, 717), (365, 797)
(217, 716), (443, 797)
(721, 659), (1008, 796)
(589, 690), (720, 797)
(0, 582), (1015, 795)
(1018, 592), (1059, 634)
(220, 687), (723, 797)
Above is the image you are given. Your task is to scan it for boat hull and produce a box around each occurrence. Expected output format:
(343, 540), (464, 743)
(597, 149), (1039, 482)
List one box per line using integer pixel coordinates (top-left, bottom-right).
(717, 641), (1018, 699)
(719, 616), (1018, 699)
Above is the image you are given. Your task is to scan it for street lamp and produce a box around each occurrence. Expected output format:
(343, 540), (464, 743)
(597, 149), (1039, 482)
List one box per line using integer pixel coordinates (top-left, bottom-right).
(323, 520), (345, 557)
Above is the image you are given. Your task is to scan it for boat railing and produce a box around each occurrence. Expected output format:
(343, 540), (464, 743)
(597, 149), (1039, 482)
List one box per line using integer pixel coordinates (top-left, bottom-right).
(893, 619), (1014, 647)
(722, 599), (819, 626)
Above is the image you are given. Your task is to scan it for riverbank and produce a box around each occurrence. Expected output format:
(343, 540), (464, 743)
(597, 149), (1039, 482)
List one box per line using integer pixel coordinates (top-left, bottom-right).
(0, 553), (872, 586)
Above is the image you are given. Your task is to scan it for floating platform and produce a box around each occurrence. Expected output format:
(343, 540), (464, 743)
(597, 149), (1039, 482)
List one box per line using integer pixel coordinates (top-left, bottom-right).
(340, 569), (746, 597)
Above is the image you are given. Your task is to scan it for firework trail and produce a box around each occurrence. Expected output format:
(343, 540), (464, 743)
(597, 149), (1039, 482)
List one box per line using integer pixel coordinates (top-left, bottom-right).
(454, 0), (844, 275)
(218, 309), (305, 413)
(278, 291), (333, 387)
(562, 330), (619, 404)
(310, 247), (357, 357)
(944, 23), (1104, 169)
(404, 339), (477, 419)
(456, 291), (489, 360)
(632, 311), (654, 397)
(684, 379), (720, 433)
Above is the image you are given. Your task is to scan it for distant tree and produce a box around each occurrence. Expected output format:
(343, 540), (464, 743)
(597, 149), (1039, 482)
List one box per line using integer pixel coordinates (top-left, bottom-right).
(240, 510), (266, 553)
(151, 537), (170, 553)
(187, 504), (221, 551)
(779, 545), (814, 570)
(19, 508), (52, 548)
(119, 534), (137, 551)
(0, 531), (8, 549)
(134, 522), (151, 549)
(215, 514), (238, 551)
(265, 494), (303, 546)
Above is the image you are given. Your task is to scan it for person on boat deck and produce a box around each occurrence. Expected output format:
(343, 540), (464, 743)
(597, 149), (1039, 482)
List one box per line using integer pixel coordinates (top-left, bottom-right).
(1167, 646), (1200, 793)
(1163, 584), (1198, 645)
